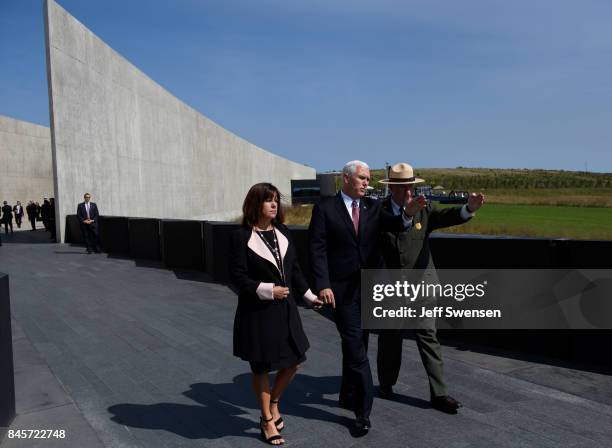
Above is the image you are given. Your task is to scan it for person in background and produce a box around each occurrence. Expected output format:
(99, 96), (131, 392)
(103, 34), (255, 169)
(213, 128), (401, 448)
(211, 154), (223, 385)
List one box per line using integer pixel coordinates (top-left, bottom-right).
(76, 193), (100, 253)
(49, 198), (57, 242)
(41, 198), (51, 231)
(1, 201), (14, 235)
(26, 201), (37, 230)
(13, 201), (24, 229)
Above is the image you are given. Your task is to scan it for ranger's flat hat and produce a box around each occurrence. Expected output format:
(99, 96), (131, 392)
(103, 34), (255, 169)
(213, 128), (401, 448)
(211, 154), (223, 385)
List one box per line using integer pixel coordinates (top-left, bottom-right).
(379, 163), (425, 184)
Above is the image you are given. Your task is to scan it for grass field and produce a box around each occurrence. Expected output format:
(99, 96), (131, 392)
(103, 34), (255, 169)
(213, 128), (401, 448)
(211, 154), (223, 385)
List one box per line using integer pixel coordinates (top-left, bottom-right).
(284, 203), (612, 240)
(436, 203), (612, 240)
(479, 188), (612, 207)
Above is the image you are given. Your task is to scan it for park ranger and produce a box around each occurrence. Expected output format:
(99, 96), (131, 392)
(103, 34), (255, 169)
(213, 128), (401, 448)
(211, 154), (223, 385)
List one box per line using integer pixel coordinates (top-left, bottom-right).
(376, 162), (484, 414)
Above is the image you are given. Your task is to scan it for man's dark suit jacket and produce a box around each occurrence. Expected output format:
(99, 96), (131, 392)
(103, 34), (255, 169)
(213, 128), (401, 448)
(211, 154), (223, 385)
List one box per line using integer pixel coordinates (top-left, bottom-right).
(13, 205), (23, 218)
(308, 193), (405, 304)
(26, 204), (36, 218)
(1, 205), (13, 222)
(77, 202), (99, 227)
(379, 197), (469, 270)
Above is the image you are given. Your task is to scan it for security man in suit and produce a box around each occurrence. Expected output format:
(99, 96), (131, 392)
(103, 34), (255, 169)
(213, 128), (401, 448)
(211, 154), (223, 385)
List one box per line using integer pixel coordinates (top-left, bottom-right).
(376, 163), (484, 414)
(41, 199), (51, 231)
(26, 201), (37, 230)
(49, 198), (57, 242)
(13, 201), (24, 228)
(308, 160), (416, 435)
(1, 201), (14, 235)
(77, 193), (101, 253)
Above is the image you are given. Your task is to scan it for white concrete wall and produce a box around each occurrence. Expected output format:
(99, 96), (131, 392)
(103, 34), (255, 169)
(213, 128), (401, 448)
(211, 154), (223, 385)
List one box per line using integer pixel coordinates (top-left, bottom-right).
(0, 115), (53, 205)
(44, 0), (315, 241)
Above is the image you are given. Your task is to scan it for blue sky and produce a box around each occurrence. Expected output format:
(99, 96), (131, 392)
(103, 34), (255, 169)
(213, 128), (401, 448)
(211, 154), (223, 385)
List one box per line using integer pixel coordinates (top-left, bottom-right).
(1, 0), (611, 172)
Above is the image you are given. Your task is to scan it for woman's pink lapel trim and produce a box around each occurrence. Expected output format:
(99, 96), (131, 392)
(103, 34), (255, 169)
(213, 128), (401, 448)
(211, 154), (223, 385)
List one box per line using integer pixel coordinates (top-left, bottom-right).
(247, 227), (289, 276)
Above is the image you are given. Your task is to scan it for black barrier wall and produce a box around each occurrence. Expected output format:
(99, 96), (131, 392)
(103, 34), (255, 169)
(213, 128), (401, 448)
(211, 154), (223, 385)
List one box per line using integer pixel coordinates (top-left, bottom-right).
(161, 220), (204, 270)
(0, 273), (15, 429)
(128, 218), (161, 260)
(428, 233), (612, 269)
(99, 216), (130, 254)
(64, 214), (83, 244)
(429, 233), (612, 367)
(203, 222), (237, 282)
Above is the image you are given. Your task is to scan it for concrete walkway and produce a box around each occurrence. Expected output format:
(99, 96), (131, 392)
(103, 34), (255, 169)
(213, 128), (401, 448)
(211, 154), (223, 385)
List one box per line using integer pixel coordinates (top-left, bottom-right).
(1, 231), (611, 447)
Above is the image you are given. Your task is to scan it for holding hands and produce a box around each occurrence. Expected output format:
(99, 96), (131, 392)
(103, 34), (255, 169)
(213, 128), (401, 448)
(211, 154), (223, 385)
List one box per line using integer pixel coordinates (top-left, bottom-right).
(308, 296), (325, 310)
(274, 285), (325, 310)
(318, 288), (336, 309)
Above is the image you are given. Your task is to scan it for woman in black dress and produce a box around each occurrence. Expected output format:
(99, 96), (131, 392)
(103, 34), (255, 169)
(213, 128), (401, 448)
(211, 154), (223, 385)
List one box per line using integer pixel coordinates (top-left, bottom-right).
(230, 183), (323, 445)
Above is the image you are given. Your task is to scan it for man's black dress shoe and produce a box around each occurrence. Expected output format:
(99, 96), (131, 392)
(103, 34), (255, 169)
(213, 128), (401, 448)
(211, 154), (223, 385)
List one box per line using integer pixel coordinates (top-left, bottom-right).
(378, 384), (394, 399)
(431, 395), (462, 414)
(354, 417), (371, 436)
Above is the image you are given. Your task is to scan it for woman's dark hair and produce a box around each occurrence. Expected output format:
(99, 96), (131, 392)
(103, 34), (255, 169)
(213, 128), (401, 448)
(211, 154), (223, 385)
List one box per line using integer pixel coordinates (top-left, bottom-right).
(241, 183), (285, 228)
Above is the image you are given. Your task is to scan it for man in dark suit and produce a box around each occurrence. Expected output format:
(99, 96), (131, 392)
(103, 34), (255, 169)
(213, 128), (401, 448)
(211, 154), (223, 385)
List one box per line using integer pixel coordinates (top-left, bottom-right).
(13, 201), (24, 228)
(1, 201), (14, 235)
(49, 198), (57, 242)
(41, 198), (51, 231)
(376, 162), (484, 414)
(77, 193), (101, 253)
(26, 201), (37, 230)
(308, 160), (418, 435)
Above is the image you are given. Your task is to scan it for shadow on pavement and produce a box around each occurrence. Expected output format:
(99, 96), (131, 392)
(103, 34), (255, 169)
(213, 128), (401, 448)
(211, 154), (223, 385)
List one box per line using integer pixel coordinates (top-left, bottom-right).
(107, 373), (413, 440)
(0, 228), (55, 244)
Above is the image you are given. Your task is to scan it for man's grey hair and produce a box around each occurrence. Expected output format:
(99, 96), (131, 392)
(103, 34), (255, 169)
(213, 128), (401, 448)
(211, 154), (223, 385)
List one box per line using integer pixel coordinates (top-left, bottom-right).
(342, 160), (369, 176)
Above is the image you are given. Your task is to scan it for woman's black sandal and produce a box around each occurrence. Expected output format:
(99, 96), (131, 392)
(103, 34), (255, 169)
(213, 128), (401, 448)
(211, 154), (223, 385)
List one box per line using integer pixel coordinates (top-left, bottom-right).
(260, 416), (284, 445)
(270, 399), (284, 432)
